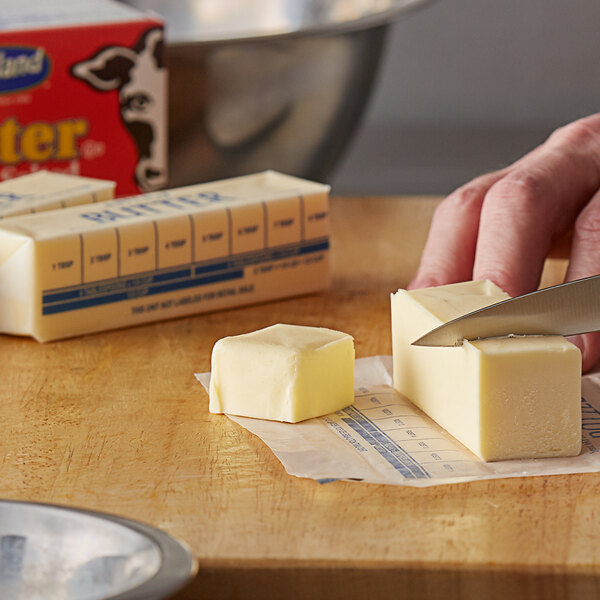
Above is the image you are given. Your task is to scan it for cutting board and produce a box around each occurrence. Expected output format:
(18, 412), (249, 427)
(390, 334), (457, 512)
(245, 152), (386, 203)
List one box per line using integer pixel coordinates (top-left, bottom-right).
(1, 196), (585, 600)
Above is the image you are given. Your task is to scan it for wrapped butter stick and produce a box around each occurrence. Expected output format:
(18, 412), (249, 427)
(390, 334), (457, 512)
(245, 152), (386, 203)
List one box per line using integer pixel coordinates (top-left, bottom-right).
(0, 171), (115, 218)
(0, 171), (330, 341)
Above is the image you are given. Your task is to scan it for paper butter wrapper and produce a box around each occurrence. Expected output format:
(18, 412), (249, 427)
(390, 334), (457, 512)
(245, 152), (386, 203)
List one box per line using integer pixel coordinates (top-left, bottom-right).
(196, 356), (600, 487)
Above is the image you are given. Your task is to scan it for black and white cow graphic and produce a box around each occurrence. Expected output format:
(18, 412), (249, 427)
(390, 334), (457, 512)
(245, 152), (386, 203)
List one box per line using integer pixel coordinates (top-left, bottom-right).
(71, 27), (166, 192)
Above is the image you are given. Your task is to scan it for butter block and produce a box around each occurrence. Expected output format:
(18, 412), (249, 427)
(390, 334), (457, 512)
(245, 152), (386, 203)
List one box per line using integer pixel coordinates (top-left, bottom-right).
(0, 171), (330, 341)
(209, 324), (355, 422)
(391, 280), (581, 461)
(0, 171), (115, 218)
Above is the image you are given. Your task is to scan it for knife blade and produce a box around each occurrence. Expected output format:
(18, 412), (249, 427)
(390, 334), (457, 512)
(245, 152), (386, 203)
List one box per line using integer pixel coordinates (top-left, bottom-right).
(411, 274), (600, 347)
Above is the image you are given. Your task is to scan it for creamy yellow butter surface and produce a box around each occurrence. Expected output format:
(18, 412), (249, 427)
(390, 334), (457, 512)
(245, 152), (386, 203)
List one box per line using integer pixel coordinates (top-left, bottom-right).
(0, 171), (330, 341)
(391, 280), (581, 461)
(209, 324), (355, 422)
(0, 171), (115, 218)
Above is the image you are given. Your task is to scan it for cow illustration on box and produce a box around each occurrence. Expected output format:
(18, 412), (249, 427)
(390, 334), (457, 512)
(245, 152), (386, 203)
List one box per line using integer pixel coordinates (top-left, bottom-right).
(71, 27), (167, 192)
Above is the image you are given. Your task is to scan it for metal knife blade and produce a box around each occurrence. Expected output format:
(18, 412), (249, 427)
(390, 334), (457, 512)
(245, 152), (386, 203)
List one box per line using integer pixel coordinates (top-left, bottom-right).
(411, 274), (600, 347)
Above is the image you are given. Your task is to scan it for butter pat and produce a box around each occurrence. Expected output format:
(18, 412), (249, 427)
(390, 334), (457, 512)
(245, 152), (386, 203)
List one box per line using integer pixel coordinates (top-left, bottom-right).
(0, 171), (330, 341)
(209, 324), (355, 422)
(391, 280), (581, 461)
(0, 171), (115, 218)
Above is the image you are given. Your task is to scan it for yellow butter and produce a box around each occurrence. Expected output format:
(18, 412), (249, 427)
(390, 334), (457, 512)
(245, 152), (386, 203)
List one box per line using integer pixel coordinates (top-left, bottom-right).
(0, 171), (330, 341)
(0, 171), (115, 218)
(391, 280), (581, 461)
(209, 323), (355, 422)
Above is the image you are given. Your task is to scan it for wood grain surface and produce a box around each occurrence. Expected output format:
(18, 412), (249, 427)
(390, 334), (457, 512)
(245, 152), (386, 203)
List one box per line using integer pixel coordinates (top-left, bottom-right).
(0, 196), (587, 600)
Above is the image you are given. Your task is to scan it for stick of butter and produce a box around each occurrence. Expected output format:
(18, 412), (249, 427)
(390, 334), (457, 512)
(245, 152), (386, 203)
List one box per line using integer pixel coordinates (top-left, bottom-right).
(0, 171), (330, 341)
(209, 324), (355, 422)
(391, 280), (581, 461)
(0, 171), (115, 219)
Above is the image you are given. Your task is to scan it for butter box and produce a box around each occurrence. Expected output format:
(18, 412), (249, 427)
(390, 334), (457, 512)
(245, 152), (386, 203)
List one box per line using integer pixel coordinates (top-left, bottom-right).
(0, 0), (166, 195)
(0, 171), (330, 341)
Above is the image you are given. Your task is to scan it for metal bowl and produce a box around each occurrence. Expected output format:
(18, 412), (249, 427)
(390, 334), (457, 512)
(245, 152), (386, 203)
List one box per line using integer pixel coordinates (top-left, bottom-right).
(0, 500), (196, 600)
(121, 0), (432, 187)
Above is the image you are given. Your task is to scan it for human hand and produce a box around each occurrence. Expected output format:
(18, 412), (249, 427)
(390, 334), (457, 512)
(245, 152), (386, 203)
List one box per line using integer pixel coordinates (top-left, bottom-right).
(409, 113), (600, 372)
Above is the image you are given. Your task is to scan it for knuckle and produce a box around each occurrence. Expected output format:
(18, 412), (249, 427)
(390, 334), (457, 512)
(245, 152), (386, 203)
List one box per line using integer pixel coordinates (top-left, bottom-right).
(548, 115), (600, 149)
(485, 173), (545, 215)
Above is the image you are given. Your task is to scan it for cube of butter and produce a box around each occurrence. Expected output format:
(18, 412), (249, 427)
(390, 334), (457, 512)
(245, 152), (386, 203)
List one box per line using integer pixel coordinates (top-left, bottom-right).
(391, 280), (581, 461)
(209, 323), (355, 422)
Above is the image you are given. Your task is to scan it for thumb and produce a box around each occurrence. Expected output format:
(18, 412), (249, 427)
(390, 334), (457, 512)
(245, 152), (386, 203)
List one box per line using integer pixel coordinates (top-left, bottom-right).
(568, 333), (600, 373)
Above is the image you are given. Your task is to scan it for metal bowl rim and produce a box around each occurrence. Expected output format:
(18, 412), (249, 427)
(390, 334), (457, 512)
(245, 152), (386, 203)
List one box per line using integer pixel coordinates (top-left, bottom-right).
(152, 0), (434, 45)
(0, 499), (198, 600)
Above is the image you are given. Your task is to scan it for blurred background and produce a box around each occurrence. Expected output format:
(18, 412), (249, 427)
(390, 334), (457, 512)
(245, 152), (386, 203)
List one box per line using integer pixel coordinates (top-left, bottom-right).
(124, 0), (600, 196)
(331, 0), (600, 196)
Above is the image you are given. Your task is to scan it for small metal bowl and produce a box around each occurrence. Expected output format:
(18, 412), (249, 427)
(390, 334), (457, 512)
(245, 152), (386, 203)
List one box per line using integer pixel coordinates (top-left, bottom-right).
(0, 500), (196, 600)
(121, 0), (432, 187)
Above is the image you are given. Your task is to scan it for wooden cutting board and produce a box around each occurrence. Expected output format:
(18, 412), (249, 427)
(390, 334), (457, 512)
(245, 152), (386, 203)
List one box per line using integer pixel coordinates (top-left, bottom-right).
(1, 196), (587, 600)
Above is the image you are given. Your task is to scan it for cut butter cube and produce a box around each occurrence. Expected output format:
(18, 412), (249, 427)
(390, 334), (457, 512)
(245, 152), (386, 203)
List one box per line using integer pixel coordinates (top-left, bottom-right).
(391, 280), (581, 461)
(209, 323), (355, 422)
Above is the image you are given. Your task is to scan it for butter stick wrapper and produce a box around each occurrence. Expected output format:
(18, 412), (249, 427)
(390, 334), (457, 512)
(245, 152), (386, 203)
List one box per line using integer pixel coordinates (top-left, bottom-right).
(0, 171), (330, 341)
(0, 171), (116, 219)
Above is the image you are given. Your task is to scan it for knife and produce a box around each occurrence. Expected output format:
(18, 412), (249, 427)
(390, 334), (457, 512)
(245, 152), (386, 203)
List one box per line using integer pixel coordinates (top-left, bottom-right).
(411, 274), (600, 347)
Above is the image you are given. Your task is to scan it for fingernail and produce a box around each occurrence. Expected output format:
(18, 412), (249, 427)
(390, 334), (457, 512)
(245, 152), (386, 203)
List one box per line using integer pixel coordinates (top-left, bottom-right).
(408, 274), (438, 290)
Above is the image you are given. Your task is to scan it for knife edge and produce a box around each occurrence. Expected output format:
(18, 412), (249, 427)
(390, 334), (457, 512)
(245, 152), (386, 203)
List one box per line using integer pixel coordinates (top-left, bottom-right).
(410, 274), (600, 347)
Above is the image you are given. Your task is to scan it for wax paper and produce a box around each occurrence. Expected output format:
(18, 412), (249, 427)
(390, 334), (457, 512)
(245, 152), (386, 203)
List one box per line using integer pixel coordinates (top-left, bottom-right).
(195, 356), (600, 486)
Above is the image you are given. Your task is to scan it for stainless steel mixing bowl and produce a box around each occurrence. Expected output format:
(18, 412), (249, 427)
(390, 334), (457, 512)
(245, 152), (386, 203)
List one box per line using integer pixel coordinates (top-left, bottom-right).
(0, 500), (196, 600)
(121, 0), (432, 187)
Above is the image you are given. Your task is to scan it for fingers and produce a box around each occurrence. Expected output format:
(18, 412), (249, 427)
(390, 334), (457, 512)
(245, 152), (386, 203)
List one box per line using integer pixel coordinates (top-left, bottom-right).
(408, 170), (506, 289)
(411, 115), (600, 295)
(565, 188), (600, 371)
(472, 118), (600, 296)
(408, 114), (600, 372)
(565, 187), (600, 281)
(409, 139), (548, 291)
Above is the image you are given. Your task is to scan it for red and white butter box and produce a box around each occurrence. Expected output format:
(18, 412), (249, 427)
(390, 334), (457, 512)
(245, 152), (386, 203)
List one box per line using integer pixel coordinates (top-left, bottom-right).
(0, 0), (166, 196)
